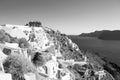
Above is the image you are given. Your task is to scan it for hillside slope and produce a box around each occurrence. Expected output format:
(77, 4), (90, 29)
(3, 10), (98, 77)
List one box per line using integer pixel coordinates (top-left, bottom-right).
(79, 30), (107, 37)
(0, 24), (116, 80)
(80, 30), (120, 40)
(98, 30), (120, 40)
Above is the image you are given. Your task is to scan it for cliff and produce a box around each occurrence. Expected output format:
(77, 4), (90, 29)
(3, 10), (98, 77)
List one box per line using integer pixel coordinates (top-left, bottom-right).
(0, 24), (115, 80)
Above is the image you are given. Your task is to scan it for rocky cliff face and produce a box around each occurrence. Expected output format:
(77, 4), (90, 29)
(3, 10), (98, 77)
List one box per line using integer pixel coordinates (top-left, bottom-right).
(0, 24), (115, 80)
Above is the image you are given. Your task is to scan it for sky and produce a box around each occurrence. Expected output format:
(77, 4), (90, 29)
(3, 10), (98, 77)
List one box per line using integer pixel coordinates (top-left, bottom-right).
(0, 0), (120, 34)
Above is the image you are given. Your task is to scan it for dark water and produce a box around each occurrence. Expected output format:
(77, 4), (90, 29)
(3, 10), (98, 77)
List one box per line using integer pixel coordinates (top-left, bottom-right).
(69, 36), (120, 66)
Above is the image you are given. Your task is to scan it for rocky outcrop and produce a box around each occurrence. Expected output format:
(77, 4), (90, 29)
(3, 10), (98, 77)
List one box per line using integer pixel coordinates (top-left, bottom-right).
(0, 24), (115, 80)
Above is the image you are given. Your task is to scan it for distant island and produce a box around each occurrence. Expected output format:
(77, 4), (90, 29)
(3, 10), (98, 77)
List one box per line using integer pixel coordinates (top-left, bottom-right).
(80, 30), (120, 40)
